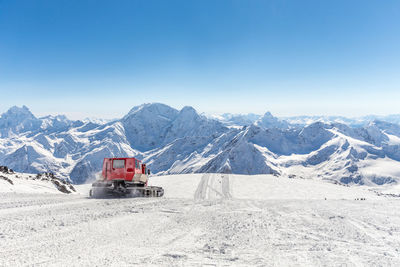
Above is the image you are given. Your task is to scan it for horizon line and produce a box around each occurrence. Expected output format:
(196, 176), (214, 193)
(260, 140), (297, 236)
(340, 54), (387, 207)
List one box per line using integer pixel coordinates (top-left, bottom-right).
(1, 103), (400, 122)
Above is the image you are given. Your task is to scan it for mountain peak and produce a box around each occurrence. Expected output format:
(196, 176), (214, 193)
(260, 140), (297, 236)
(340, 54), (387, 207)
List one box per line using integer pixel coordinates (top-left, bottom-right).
(3, 105), (35, 119)
(179, 106), (198, 117)
(121, 103), (180, 151)
(0, 105), (41, 137)
(125, 103), (177, 117)
(180, 106), (196, 112)
(255, 111), (289, 129)
(263, 111), (273, 117)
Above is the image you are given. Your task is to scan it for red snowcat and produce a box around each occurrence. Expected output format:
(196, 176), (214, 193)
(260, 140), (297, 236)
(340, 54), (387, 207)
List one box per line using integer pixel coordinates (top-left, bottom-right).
(90, 157), (164, 198)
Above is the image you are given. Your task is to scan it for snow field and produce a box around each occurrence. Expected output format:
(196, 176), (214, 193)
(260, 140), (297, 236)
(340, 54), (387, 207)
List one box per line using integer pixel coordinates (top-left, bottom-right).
(1, 173), (400, 266)
(148, 173), (381, 200)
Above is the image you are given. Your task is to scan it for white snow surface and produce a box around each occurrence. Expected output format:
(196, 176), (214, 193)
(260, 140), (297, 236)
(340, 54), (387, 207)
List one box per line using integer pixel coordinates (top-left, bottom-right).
(0, 170), (76, 194)
(148, 174), (380, 200)
(0, 177), (62, 194)
(1, 173), (400, 266)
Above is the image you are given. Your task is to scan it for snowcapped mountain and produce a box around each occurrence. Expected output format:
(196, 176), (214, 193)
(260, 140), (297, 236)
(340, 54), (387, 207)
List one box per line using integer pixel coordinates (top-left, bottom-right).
(1, 103), (400, 187)
(212, 113), (261, 127)
(217, 113), (400, 128)
(283, 114), (400, 127)
(254, 111), (291, 129)
(0, 106), (42, 137)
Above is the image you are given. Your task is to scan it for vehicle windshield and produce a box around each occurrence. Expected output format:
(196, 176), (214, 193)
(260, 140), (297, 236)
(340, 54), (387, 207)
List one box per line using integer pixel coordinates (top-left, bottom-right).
(112, 159), (125, 169)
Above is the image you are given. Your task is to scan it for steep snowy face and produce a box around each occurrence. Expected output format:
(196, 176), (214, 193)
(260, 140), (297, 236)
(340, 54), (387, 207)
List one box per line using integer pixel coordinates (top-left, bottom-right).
(244, 122), (334, 156)
(144, 127), (279, 176)
(2, 145), (39, 173)
(197, 132), (279, 175)
(0, 106), (42, 137)
(271, 121), (400, 186)
(163, 106), (227, 144)
(124, 103), (179, 119)
(0, 114), (140, 183)
(39, 115), (75, 133)
(67, 121), (139, 183)
(363, 121), (400, 161)
(121, 104), (226, 151)
(328, 121), (400, 162)
(298, 134), (399, 186)
(143, 136), (213, 174)
(121, 103), (179, 151)
(254, 111), (290, 129)
(369, 120), (400, 141)
(2, 144), (63, 174)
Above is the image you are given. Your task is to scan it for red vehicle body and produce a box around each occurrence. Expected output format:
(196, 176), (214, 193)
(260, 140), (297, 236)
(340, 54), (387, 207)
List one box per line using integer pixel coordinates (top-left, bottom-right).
(90, 157), (163, 198)
(102, 157), (149, 184)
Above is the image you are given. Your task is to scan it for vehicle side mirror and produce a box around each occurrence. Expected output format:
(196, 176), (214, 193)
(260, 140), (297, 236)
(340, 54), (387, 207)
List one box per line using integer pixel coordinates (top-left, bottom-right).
(147, 169), (151, 175)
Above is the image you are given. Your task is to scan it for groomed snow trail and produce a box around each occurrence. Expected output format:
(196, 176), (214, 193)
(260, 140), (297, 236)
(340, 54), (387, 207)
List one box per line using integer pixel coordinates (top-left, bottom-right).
(1, 174), (400, 266)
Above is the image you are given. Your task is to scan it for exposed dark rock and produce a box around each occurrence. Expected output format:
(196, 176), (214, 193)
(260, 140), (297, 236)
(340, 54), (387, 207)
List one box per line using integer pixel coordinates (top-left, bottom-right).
(0, 175), (13, 185)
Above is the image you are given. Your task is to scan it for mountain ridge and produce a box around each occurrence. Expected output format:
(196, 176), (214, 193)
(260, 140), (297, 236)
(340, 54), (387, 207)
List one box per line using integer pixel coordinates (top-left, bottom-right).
(1, 103), (400, 186)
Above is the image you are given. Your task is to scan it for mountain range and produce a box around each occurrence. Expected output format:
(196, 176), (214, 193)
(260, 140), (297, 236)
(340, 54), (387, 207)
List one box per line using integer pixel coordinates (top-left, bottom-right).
(1, 103), (400, 185)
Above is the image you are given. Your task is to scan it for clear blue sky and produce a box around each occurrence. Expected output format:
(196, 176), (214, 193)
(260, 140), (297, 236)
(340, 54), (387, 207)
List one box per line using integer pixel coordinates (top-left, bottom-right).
(1, 0), (399, 119)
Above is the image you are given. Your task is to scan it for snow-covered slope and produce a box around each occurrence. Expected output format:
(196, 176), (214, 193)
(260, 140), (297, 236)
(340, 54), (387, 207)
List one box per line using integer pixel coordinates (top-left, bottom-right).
(1, 104), (400, 188)
(0, 166), (76, 194)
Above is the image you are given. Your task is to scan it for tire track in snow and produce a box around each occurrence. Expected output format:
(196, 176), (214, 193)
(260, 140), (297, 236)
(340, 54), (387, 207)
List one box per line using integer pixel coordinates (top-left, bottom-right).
(221, 174), (232, 199)
(194, 173), (232, 200)
(194, 173), (211, 200)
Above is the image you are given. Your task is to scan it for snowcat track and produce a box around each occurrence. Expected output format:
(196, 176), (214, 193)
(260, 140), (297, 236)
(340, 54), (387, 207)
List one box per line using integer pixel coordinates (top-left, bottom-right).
(90, 185), (164, 198)
(130, 186), (164, 197)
